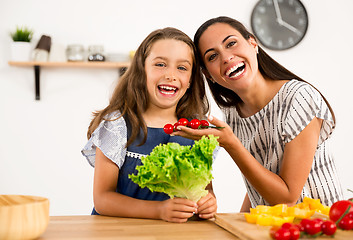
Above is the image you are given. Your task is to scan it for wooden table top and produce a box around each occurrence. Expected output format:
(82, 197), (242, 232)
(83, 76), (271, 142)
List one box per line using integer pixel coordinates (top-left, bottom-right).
(38, 215), (239, 240)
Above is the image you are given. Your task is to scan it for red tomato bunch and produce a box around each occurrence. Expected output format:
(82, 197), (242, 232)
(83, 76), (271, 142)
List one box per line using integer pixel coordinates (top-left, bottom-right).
(270, 197), (353, 240)
(299, 218), (337, 236)
(270, 223), (300, 240)
(329, 199), (353, 230)
(163, 118), (211, 135)
(270, 219), (337, 240)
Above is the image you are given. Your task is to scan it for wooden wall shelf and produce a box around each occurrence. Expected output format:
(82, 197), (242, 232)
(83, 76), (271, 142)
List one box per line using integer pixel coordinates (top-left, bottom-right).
(8, 61), (130, 100)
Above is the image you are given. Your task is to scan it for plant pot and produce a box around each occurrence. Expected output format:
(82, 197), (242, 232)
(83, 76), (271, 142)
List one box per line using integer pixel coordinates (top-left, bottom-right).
(10, 41), (32, 61)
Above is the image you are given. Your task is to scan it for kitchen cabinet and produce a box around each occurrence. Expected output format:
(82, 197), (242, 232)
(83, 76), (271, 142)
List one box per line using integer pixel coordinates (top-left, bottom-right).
(8, 61), (130, 100)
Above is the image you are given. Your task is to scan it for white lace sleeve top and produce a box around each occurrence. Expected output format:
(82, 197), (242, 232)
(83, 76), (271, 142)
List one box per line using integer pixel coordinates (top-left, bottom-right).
(81, 111), (127, 169)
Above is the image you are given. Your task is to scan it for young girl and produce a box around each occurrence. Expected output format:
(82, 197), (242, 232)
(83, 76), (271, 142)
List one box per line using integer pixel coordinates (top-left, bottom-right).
(81, 27), (217, 222)
(172, 16), (343, 211)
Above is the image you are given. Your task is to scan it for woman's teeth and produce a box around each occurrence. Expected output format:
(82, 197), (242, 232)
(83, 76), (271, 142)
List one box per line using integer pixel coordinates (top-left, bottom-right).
(226, 62), (245, 78)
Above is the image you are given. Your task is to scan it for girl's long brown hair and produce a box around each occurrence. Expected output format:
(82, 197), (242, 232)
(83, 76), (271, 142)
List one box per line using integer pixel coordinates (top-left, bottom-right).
(194, 16), (335, 124)
(87, 27), (209, 147)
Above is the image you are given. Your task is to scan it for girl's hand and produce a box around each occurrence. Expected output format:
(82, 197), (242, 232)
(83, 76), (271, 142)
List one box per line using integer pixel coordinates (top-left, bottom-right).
(159, 198), (197, 223)
(171, 115), (236, 148)
(197, 192), (217, 219)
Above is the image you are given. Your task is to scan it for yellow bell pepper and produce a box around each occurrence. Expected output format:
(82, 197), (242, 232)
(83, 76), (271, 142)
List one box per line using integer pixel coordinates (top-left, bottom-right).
(272, 216), (294, 227)
(244, 197), (330, 226)
(318, 205), (330, 215)
(256, 214), (274, 226)
(250, 205), (272, 215)
(287, 206), (315, 219)
(244, 213), (258, 224)
(271, 204), (288, 217)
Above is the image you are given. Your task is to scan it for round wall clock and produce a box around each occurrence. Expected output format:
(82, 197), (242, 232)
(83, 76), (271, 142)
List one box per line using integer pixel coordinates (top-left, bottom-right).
(251, 0), (309, 50)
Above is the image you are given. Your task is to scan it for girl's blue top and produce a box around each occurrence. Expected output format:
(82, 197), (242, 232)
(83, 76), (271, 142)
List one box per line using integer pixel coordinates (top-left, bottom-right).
(81, 112), (194, 215)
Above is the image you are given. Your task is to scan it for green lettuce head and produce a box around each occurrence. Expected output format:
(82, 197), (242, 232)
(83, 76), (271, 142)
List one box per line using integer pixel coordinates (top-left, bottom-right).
(128, 135), (219, 202)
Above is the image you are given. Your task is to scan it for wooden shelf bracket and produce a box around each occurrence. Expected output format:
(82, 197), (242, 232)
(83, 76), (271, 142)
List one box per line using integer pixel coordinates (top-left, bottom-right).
(34, 65), (40, 100)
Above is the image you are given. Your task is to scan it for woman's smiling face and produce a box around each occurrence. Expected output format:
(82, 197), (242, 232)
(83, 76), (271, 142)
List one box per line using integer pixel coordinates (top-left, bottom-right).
(198, 23), (259, 93)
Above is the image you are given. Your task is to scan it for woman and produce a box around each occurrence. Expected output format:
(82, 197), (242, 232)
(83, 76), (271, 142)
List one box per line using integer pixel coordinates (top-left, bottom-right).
(172, 16), (343, 211)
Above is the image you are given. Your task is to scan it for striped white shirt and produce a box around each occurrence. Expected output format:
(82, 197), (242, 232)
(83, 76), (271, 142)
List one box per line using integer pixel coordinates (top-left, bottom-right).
(224, 79), (343, 207)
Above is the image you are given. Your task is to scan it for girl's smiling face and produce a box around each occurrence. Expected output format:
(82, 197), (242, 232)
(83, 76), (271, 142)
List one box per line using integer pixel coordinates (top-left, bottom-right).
(198, 23), (259, 93)
(144, 39), (193, 111)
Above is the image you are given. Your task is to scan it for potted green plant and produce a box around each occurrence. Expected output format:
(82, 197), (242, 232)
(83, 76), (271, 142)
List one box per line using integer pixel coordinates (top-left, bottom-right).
(10, 26), (34, 61)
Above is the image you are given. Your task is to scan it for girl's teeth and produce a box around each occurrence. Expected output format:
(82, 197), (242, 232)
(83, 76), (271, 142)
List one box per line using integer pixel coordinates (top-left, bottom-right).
(159, 85), (177, 95)
(160, 86), (176, 91)
(160, 90), (175, 95)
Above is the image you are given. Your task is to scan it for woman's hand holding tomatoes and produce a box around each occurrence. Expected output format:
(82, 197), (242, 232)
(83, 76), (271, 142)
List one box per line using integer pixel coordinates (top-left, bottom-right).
(167, 115), (236, 148)
(163, 116), (225, 139)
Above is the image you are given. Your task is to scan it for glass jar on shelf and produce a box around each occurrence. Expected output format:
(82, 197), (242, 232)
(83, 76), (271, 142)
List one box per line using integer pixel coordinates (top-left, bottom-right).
(66, 44), (84, 62)
(87, 45), (105, 62)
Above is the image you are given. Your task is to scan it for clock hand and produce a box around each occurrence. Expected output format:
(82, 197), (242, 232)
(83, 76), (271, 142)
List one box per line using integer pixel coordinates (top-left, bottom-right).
(280, 20), (302, 35)
(273, 0), (302, 36)
(273, 0), (283, 23)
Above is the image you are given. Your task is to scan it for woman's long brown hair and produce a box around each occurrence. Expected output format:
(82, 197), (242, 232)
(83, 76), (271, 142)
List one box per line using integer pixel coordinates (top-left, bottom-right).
(87, 27), (209, 147)
(194, 16), (335, 124)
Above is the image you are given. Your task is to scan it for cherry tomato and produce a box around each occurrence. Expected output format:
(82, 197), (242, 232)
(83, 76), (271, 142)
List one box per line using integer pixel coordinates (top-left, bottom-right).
(312, 218), (324, 227)
(321, 220), (337, 236)
(274, 228), (291, 240)
(329, 200), (353, 222)
(288, 226), (300, 240)
(178, 118), (189, 126)
(189, 119), (201, 129)
(293, 223), (304, 232)
(270, 226), (280, 239)
(200, 120), (209, 128)
(173, 122), (180, 131)
(339, 215), (353, 230)
(303, 219), (321, 235)
(163, 124), (174, 135)
(300, 219), (311, 228)
(281, 223), (293, 229)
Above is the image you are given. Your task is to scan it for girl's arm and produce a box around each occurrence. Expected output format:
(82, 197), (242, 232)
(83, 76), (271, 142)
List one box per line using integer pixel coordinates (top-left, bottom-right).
(173, 115), (322, 206)
(93, 148), (197, 222)
(196, 182), (217, 219)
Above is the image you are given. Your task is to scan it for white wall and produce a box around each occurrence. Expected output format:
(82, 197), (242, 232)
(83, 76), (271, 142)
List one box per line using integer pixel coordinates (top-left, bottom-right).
(0, 0), (352, 216)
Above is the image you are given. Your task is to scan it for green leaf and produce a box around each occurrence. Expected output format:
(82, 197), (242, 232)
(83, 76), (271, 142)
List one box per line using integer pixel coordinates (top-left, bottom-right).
(10, 26), (33, 42)
(129, 135), (219, 202)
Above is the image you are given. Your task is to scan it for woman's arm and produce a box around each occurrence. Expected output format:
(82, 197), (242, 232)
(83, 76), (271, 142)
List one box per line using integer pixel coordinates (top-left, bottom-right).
(226, 116), (321, 206)
(93, 148), (197, 222)
(240, 193), (251, 212)
(173, 115), (322, 206)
